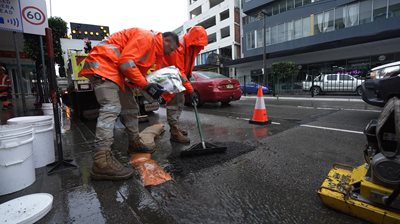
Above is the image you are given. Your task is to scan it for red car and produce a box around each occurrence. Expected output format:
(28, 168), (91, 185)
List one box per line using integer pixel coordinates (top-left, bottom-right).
(185, 71), (242, 106)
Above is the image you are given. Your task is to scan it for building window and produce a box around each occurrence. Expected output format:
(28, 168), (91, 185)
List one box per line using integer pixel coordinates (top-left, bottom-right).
(287, 0), (294, 10)
(295, 0), (303, 8)
(272, 2), (280, 15)
(208, 33), (217, 44)
(280, 1), (287, 13)
(220, 9), (229, 21)
(287, 21), (294, 41)
(246, 31), (256, 49)
(360, 0), (373, 24)
(190, 0), (197, 4)
(220, 26), (230, 39)
(271, 25), (278, 44)
(343, 3), (360, 27)
(265, 27), (271, 45)
(197, 16), (216, 29)
(210, 0), (224, 8)
(294, 18), (302, 39)
(315, 9), (335, 34)
(196, 50), (217, 65)
(303, 0), (312, 5)
(278, 23), (286, 43)
(373, 0), (388, 21)
(190, 6), (202, 19)
(389, 0), (400, 17)
(256, 28), (264, 48)
(302, 17), (311, 37)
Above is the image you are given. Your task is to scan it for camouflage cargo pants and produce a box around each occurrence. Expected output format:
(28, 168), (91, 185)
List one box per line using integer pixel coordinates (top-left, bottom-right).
(91, 76), (140, 151)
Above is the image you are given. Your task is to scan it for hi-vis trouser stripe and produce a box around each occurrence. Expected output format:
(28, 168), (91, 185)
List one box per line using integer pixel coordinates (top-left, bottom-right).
(254, 96), (266, 109)
(119, 60), (136, 71)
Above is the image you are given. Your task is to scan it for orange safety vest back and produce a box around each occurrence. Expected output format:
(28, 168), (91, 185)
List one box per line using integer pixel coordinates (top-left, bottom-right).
(79, 28), (164, 90)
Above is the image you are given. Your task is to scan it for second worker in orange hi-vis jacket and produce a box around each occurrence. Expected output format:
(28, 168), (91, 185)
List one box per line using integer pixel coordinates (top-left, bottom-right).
(79, 28), (179, 181)
(155, 26), (208, 144)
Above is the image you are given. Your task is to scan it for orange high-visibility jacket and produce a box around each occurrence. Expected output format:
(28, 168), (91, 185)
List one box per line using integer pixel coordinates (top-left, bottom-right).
(79, 28), (164, 90)
(156, 26), (207, 93)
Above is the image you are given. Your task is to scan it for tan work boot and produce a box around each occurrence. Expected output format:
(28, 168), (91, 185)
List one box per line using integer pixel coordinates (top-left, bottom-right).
(178, 127), (188, 136)
(128, 137), (155, 155)
(91, 150), (133, 180)
(170, 125), (190, 144)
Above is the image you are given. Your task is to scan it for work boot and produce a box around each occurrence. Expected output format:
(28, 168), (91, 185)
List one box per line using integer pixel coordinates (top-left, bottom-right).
(178, 127), (188, 136)
(91, 150), (133, 180)
(170, 125), (190, 144)
(128, 137), (155, 155)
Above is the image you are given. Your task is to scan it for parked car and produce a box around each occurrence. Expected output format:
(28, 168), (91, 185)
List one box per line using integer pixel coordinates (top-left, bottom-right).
(240, 82), (269, 94)
(302, 73), (364, 96)
(362, 61), (400, 107)
(185, 71), (242, 106)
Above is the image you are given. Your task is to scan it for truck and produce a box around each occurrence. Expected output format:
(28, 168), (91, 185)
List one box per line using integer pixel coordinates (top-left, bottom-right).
(302, 73), (365, 96)
(60, 38), (159, 120)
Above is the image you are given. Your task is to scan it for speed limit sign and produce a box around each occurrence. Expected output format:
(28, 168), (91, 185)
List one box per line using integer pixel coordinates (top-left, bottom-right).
(20, 0), (48, 35)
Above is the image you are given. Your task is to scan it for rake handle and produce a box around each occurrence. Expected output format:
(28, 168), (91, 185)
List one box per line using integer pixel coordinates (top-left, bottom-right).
(193, 101), (206, 149)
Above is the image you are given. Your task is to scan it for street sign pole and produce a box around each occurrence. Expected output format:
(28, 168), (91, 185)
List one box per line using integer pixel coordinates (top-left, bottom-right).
(45, 28), (77, 174)
(12, 31), (27, 114)
(39, 36), (49, 102)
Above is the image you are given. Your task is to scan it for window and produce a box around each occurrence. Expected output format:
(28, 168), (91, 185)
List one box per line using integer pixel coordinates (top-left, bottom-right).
(278, 23), (286, 43)
(208, 33), (217, 44)
(287, 0), (294, 10)
(272, 2), (280, 15)
(389, 0), (400, 17)
(220, 9), (229, 21)
(339, 74), (353, 80)
(220, 26), (230, 39)
(327, 74), (337, 80)
(280, 1), (287, 13)
(295, 0), (303, 8)
(315, 9), (335, 33)
(209, 0), (224, 8)
(190, 0), (197, 4)
(302, 17), (311, 37)
(360, 0), (373, 24)
(294, 19), (302, 39)
(373, 0), (388, 21)
(256, 28), (264, 48)
(271, 25), (278, 44)
(246, 31), (256, 49)
(265, 27), (271, 45)
(287, 21), (294, 41)
(335, 6), (345, 29)
(343, 3), (360, 27)
(303, 0), (311, 5)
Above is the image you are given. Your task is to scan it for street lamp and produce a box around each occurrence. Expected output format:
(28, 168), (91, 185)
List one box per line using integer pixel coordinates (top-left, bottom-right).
(259, 10), (268, 89)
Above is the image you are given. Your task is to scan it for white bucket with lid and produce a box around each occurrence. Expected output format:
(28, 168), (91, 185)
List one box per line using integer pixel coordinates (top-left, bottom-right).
(0, 124), (35, 195)
(42, 103), (53, 115)
(8, 116), (55, 168)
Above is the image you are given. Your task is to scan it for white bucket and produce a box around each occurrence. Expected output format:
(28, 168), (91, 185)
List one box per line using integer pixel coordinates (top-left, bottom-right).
(0, 124), (35, 195)
(42, 103), (53, 115)
(8, 116), (55, 168)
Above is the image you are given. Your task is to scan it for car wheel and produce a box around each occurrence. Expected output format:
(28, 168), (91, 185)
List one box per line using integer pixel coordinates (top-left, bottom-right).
(356, 86), (363, 96)
(221, 101), (230, 106)
(311, 86), (321, 96)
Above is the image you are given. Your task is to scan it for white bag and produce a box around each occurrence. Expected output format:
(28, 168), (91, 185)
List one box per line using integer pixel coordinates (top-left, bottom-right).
(146, 66), (186, 94)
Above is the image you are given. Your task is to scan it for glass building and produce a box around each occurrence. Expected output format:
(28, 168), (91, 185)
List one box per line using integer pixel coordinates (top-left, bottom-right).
(228, 0), (400, 92)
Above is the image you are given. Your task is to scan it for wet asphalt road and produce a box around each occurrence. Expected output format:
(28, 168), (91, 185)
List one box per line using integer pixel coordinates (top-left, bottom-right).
(0, 97), (382, 223)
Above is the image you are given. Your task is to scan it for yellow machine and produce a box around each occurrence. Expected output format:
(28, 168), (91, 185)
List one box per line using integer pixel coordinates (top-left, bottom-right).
(318, 97), (400, 224)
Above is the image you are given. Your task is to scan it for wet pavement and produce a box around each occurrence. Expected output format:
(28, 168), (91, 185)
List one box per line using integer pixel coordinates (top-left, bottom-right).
(0, 97), (381, 223)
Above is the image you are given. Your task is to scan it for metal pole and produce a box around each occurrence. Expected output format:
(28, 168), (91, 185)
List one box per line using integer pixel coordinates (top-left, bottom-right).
(49, 0), (53, 17)
(39, 36), (50, 102)
(262, 12), (267, 86)
(12, 32), (27, 114)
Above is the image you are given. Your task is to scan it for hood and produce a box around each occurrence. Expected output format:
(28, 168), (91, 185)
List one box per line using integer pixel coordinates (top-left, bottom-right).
(183, 26), (208, 48)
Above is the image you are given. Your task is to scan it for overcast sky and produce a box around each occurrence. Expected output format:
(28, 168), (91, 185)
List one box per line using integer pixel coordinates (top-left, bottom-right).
(45, 0), (188, 34)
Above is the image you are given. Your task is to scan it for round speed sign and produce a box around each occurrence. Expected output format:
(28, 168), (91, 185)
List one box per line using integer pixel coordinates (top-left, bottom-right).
(22, 6), (46, 25)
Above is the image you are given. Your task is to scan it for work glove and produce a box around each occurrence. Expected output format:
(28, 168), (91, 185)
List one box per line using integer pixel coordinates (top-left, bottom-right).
(144, 83), (165, 100)
(189, 92), (198, 105)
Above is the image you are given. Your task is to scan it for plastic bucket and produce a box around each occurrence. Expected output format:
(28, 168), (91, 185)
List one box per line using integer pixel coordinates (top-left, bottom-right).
(8, 116), (55, 168)
(0, 124), (35, 195)
(42, 103), (53, 115)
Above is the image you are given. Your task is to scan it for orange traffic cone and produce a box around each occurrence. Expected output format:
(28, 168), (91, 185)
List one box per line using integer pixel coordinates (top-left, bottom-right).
(249, 86), (271, 125)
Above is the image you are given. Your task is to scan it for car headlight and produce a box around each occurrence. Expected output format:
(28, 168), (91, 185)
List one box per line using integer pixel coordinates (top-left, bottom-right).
(371, 65), (400, 79)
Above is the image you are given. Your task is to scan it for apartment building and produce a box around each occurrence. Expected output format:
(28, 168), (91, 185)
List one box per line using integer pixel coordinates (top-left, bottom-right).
(184, 0), (242, 76)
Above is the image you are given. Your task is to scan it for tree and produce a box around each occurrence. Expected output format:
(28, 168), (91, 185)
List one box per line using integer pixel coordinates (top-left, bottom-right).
(271, 61), (299, 94)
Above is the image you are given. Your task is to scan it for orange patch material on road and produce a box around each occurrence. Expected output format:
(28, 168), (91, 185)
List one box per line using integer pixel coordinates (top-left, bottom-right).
(130, 124), (171, 186)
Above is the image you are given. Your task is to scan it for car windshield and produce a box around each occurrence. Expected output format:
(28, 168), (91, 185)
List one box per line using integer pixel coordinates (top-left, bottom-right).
(195, 72), (227, 79)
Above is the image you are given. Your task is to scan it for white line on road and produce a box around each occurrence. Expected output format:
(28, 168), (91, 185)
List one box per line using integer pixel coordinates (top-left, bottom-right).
(296, 105), (381, 113)
(300, 124), (364, 134)
(242, 96), (363, 102)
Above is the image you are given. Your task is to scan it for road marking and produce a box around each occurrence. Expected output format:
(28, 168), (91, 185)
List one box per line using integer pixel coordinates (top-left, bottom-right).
(297, 106), (381, 113)
(300, 124), (364, 134)
(242, 96), (363, 102)
(271, 122), (281, 125)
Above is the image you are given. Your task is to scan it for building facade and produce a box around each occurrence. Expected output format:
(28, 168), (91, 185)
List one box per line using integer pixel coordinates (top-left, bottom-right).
(229, 0), (400, 91)
(184, 0), (242, 75)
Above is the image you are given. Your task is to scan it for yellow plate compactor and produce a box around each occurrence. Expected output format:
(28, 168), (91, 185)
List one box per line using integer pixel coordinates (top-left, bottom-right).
(318, 97), (400, 224)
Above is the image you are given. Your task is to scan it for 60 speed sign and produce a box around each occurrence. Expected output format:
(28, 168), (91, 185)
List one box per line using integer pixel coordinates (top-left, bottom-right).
(22, 6), (46, 25)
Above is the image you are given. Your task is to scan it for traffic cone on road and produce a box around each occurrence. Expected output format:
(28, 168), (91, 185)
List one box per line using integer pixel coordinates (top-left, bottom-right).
(249, 86), (271, 125)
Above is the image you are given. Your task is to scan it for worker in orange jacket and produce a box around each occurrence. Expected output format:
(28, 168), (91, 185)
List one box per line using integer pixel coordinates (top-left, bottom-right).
(0, 66), (12, 109)
(79, 28), (179, 180)
(156, 26), (208, 143)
